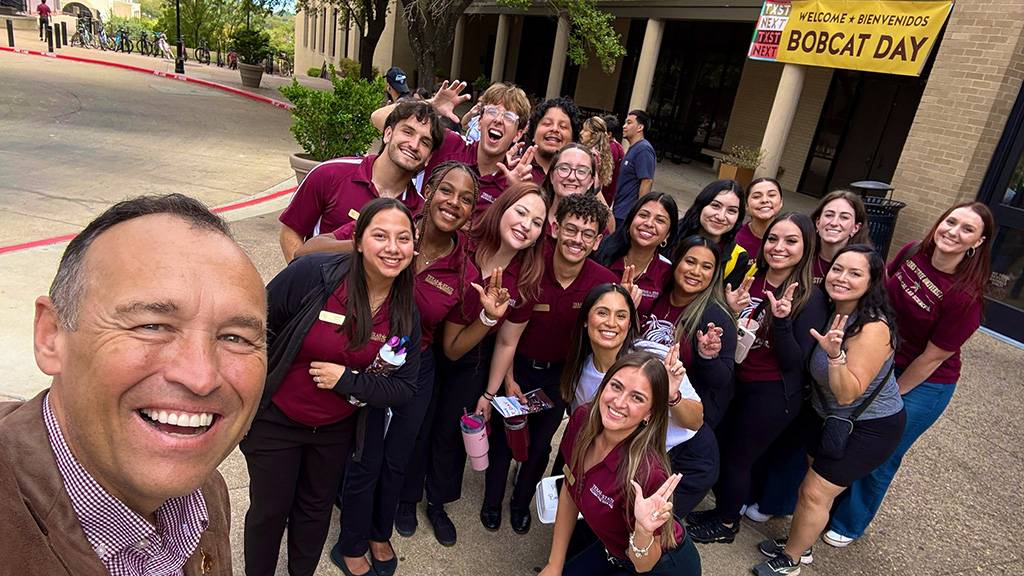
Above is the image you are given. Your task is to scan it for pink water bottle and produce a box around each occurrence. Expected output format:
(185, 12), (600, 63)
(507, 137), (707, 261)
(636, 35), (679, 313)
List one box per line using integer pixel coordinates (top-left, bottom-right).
(504, 415), (530, 462)
(461, 411), (489, 471)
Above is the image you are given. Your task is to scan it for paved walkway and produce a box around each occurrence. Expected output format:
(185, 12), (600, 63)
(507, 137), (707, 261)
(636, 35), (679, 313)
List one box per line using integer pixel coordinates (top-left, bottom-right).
(0, 47), (1020, 575)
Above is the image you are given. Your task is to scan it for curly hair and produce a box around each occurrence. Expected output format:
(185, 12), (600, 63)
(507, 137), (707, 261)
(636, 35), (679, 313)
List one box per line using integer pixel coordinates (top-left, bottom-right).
(555, 190), (610, 229)
(526, 96), (581, 144)
(581, 116), (614, 188)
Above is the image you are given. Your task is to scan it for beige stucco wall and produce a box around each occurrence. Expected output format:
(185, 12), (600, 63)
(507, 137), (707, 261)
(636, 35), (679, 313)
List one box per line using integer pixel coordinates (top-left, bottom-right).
(722, 60), (832, 194)
(572, 17), (631, 111)
(293, 1), (414, 80)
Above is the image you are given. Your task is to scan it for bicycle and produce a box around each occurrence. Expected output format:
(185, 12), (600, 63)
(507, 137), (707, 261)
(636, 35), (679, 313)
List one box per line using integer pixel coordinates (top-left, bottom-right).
(194, 39), (211, 65)
(155, 32), (174, 59)
(277, 53), (292, 76)
(114, 28), (133, 53)
(70, 23), (92, 48)
(95, 27), (113, 50)
(137, 31), (152, 56)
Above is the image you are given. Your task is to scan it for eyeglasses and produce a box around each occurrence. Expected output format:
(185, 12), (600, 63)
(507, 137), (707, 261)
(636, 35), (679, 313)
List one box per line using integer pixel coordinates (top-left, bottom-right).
(554, 163), (593, 180)
(560, 223), (599, 242)
(482, 105), (520, 126)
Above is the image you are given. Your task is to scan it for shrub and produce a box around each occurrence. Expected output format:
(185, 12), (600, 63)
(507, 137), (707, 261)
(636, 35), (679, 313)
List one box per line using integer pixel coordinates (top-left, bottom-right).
(335, 58), (359, 78)
(279, 71), (386, 161)
(230, 27), (272, 65)
(307, 66), (322, 78)
(722, 144), (767, 170)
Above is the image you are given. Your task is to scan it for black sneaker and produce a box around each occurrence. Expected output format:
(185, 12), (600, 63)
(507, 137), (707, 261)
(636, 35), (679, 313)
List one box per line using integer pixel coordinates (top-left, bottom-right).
(394, 501), (417, 537)
(479, 505), (501, 531)
(427, 505), (457, 547)
(758, 538), (813, 564)
(685, 508), (718, 526)
(752, 552), (801, 575)
(688, 517), (739, 544)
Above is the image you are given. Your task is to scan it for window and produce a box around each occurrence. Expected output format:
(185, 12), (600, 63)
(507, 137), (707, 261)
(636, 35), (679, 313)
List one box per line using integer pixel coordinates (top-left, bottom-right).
(310, 10), (317, 51)
(303, 12), (308, 48)
(330, 8), (337, 58)
(320, 7), (327, 54)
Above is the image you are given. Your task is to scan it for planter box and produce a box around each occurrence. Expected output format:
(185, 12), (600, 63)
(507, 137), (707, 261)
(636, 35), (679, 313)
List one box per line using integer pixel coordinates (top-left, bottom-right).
(238, 62), (264, 89)
(290, 153), (320, 184)
(718, 163), (756, 190)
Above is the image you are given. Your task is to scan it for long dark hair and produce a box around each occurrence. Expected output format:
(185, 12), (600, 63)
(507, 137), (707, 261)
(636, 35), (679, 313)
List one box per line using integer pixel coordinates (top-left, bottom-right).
(345, 198), (417, 349)
(826, 244), (900, 350)
(569, 352), (676, 551)
(676, 179), (747, 248)
(560, 284), (640, 403)
(665, 235), (733, 343)
(917, 201), (995, 300)
(469, 182), (549, 303)
(592, 192), (679, 267)
(754, 212), (817, 318)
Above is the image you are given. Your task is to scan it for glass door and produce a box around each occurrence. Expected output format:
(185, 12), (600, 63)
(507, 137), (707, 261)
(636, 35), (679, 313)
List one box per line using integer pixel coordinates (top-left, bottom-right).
(978, 84), (1024, 343)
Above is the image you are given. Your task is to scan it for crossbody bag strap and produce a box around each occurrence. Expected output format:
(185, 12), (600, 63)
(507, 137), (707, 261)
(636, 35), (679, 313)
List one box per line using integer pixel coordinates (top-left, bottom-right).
(849, 356), (896, 421)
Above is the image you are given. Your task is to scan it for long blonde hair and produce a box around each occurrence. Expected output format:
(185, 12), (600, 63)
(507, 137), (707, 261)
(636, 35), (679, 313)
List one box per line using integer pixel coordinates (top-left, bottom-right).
(569, 352), (677, 550)
(581, 116), (614, 188)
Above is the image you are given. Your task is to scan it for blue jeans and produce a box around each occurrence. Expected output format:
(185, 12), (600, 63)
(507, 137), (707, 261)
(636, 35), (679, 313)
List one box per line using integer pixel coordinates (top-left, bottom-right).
(828, 381), (956, 539)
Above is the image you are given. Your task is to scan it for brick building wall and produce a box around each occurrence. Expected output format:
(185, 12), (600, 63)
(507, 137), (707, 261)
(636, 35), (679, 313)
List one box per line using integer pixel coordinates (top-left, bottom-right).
(889, 0), (1024, 248)
(722, 60), (832, 194)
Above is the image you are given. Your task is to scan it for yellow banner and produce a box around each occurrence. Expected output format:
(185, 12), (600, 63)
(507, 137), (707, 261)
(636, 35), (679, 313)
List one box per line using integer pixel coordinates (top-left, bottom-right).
(776, 0), (953, 76)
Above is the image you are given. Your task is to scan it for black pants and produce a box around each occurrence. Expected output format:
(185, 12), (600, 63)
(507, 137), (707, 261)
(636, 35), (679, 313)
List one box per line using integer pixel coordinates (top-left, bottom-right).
(402, 335), (495, 506)
(241, 404), (356, 576)
(711, 380), (802, 523)
(338, 351), (435, 555)
(668, 424), (720, 518)
(483, 355), (566, 511)
(39, 17), (49, 40)
(565, 531), (702, 575)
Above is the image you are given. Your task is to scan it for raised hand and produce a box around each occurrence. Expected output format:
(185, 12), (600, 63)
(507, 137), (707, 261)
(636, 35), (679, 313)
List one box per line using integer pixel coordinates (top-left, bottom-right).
(725, 276), (754, 314)
(471, 266), (511, 322)
(766, 281), (799, 318)
(620, 264), (642, 308)
(631, 474), (682, 535)
(310, 361), (346, 390)
(497, 145), (537, 186)
(696, 322), (724, 359)
(810, 313), (849, 359)
(662, 341), (685, 398)
(430, 80), (471, 122)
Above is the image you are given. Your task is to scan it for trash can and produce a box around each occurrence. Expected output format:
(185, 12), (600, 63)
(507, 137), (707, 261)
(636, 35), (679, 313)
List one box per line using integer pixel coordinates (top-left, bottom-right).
(849, 180), (895, 198)
(862, 196), (906, 259)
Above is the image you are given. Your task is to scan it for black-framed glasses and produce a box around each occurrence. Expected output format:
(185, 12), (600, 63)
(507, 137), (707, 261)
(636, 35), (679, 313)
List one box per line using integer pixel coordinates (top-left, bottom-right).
(554, 163), (593, 180)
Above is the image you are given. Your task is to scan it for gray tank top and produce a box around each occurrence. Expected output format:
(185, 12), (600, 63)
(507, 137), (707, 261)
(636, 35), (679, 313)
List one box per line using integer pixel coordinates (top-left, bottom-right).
(809, 316), (904, 420)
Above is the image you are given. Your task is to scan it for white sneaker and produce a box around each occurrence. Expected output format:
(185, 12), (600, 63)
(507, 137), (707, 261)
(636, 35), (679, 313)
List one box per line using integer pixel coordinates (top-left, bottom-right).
(822, 530), (855, 548)
(743, 502), (772, 523)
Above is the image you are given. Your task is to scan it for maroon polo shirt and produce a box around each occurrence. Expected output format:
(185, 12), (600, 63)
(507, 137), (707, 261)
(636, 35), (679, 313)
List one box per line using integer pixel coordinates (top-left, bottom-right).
(280, 154), (422, 239)
(736, 275), (782, 383)
(608, 254), (672, 316)
(559, 406), (684, 560)
(37, 3), (51, 17)
(509, 245), (617, 363)
(332, 225), (481, 349)
(272, 280), (391, 427)
(886, 243), (982, 384)
(735, 223), (761, 257)
(425, 130), (545, 220)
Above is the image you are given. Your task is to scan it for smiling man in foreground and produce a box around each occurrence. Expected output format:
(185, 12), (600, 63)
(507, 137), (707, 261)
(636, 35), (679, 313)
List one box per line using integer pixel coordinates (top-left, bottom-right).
(0, 194), (268, 575)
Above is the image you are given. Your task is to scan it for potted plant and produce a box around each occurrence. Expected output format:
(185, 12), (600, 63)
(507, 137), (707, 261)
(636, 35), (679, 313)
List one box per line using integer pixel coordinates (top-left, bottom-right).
(232, 27), (272, 88)
(279, 68), (386, 182)
(718, 144), (767, 189)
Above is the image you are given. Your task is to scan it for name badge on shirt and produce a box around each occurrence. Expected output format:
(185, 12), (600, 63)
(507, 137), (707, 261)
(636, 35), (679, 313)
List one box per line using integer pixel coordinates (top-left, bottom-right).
(563, 463), (575, 486)
(533, 303), (551, 312)
(348, 208), (361, 221)
(319, 310), (346, 326)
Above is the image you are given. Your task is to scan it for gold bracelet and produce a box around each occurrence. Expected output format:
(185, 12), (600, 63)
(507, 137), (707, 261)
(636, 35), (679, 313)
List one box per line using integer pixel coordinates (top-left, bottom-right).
(828, 349), (847, 366)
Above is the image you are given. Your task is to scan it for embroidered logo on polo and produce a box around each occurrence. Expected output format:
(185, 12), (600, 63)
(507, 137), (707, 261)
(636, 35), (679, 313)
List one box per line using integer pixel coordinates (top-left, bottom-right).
(371, 332), (387, 343)
(424, 274), (455, 296)
(589, 483), (615, 509)
(896, 260), (943, 312)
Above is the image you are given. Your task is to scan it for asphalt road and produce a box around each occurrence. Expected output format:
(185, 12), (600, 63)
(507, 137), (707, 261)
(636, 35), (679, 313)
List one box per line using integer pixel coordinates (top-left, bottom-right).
(0, 50), (296, 247)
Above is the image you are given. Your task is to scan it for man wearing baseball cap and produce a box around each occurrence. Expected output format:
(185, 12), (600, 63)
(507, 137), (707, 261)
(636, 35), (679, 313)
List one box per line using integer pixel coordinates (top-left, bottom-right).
(385, 66), (411, 103)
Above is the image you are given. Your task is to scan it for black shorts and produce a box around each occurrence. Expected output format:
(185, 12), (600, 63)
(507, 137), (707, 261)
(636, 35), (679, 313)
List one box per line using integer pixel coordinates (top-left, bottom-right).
(806, 409), (906, 487)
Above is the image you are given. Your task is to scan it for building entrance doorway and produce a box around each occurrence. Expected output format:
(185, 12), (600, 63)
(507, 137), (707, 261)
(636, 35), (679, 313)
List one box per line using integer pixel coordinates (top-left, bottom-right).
(800, 70), (926, 197)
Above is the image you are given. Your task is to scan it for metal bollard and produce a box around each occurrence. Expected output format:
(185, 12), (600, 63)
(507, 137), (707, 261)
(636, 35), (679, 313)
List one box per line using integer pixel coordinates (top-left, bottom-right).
(6, 19), (13, 48)
(46, 25), (54, 52)
(60, 21), (67, 46)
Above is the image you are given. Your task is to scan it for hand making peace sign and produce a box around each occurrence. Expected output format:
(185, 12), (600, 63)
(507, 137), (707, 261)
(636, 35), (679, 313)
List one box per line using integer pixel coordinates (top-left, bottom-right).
(620, 264), (643, 309)
(470, 266), (511, 322)
(661, 341), (685, 399)
(631, 473), (682, 535)
(765, 282), (799, 318)
(497, 144), (537, 186)
(810, 313), (849, 359)
(696, 322), (724, 359)
(725, 276), (754, 314)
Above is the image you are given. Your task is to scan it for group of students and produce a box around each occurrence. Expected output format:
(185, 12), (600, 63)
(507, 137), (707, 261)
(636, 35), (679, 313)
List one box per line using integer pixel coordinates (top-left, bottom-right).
(241, 80), (996, 576)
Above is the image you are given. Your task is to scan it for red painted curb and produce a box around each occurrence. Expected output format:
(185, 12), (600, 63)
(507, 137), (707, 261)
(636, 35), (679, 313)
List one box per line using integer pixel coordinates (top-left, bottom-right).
(0, 187), (297, 255)
(0, 45), (294, 110)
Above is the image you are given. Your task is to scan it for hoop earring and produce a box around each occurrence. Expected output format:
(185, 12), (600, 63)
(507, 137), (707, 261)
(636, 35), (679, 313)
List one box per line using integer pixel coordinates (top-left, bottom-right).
(660, 239), (668, 248)
(966, 246), (976, 258)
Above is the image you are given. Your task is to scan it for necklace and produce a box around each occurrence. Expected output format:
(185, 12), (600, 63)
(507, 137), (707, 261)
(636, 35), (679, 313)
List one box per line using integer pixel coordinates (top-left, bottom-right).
(418, 238), (455, 268)
(624, 251), (655, 277)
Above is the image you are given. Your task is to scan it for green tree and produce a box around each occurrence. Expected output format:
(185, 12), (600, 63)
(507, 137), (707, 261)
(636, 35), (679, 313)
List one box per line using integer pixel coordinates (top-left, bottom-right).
(294, 0), (389, 80)
(400, 0), (625, 90)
